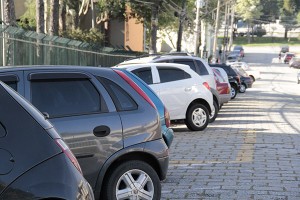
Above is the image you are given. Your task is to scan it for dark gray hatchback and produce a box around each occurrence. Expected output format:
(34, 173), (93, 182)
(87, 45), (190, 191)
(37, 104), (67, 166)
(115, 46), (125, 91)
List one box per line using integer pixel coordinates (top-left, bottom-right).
(0, 66), (169, 200)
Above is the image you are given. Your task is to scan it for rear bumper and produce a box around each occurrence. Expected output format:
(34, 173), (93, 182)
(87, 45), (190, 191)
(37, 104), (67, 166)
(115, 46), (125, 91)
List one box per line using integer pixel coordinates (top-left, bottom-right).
(162, 126), (174, 148)
(144, 138), (169, 180)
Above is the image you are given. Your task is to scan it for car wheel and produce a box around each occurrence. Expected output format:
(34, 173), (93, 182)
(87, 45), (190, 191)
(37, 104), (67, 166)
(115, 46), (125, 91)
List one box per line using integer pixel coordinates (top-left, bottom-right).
(209, 100), (219, 123)
(230, 85), (237, 99)
(185, 104), (209, 131)
(103, 160), (161, 200)
(239, 83), (246, 93)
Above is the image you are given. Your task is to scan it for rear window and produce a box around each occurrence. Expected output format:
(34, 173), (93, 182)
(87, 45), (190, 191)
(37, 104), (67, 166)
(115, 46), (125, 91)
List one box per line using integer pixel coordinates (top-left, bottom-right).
(158, 67), (191, 83)
(99, 78), (137, 111)
(131, 68), (153, 84)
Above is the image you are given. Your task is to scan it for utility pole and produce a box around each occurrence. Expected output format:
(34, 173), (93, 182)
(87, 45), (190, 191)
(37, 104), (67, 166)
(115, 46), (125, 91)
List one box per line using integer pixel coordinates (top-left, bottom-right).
(213, 0), (221, 63)
(176, 0), (186, 52)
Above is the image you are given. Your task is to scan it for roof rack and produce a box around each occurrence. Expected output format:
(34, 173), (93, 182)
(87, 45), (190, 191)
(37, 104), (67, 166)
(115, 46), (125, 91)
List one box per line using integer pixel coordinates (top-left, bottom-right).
(165, 52), (192, 56)
(123, 53), (162, 62)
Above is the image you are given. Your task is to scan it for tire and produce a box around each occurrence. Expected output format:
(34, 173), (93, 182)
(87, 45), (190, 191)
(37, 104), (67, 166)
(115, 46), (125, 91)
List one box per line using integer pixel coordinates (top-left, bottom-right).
(103, 160), (161, 200)
(239, 83), (246, 93)
(185, 104), (209, 131)
(209, 100), (219, 123)
(230, 85), (237, 99)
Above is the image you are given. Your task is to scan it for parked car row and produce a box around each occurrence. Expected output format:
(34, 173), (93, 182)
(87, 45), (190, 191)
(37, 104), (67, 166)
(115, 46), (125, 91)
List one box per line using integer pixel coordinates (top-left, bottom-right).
(0, 66), (170, 199)
(0, 54), (258, 199)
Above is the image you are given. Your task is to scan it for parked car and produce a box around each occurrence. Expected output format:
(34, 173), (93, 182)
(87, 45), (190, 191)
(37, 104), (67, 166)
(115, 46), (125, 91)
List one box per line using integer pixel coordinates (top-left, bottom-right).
(115, 63), (214, 131)
(230, 62), (261, 82)
(211, 67), (231, 106)
(0, 81), (94, 200)
(280, 45), (289, 53)
(0, 66), (169, 200)
(233, 46), (245, 57)
(289, 57), (300, 69)
(209, 64), (241, 99)
(232, 67), (253, 93)
(283, 52), (295, 64)
(227, 50), (242, 63)
(118, 53), (221, 123)
(114, 68), (174, 147)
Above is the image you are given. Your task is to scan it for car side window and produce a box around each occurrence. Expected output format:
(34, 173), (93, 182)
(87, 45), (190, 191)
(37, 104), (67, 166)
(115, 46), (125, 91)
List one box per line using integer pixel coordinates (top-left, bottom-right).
(3, 82), (17, 91)
(0, 122), (6, 137)
(195, 60), (209, 75)
(173, 60), (196, 72)
(0, 75), (19, 91)
(31, 79), (101, 118)
(131, 68), (153, 84)
(99, 78), (137, 111)
(158, 67), (191, 83)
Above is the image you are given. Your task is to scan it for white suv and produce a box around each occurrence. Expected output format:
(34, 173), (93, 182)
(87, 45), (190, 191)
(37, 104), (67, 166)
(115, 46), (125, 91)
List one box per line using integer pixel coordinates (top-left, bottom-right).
(115, 63), (214, 131)
(118, 54), (220, 123)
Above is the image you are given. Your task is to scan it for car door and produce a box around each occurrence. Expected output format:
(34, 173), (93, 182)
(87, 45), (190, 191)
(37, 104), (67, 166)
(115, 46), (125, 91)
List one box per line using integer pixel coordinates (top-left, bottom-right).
(155, 66), (193, 120)
(23, 70), (123, 189)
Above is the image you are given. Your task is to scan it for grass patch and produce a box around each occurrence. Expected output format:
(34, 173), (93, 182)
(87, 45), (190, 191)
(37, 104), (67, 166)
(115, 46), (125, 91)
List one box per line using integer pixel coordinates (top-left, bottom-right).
(232, 36), (300, 46)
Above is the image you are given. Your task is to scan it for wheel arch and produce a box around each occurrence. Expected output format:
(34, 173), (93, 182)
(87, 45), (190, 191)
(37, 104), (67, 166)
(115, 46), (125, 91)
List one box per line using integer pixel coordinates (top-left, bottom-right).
(186, 98), (211, 116)
(96, 150), (162, 199)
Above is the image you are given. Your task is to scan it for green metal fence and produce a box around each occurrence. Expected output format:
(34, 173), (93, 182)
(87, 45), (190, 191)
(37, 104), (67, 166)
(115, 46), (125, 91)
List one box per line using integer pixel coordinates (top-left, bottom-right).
(0, 25), (142, 67)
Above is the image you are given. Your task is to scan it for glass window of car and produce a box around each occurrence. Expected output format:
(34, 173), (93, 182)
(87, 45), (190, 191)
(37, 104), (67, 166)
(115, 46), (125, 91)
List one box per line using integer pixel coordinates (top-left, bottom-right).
(99, 78), (137, 111)
(131, 68), (153, 84)
(195, 60), (209, 75)
(4, 81), (17, 91)
(158, 67), (191, 83)
(31, 80), (101, 117)
(172, 59), (197, 72)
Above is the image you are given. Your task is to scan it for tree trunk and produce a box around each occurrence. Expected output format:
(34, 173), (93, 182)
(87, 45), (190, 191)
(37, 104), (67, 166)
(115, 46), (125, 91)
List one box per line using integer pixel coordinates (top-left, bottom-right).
(177, 0), (186, 52)
(3, 0), (16, 25)
(284, 27), (288, 40)
(59, 0), (67, 33)
(150, 4), (159, 54)
(36, 0), (44, 33)
(49, 0), (59, 36)
(44, 0), (48, 33)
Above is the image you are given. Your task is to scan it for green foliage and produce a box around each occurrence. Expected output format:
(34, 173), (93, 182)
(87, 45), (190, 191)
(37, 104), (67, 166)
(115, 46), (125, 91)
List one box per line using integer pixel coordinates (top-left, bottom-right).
(260, 0), (280, 22)
(96, 0), (126, 19)
(297, 12), (300, 24)
(65, 28), (104, 44)
(236, 0), (263, 22)
(18, 0), (36, 30)
(233, 36), (300, 46)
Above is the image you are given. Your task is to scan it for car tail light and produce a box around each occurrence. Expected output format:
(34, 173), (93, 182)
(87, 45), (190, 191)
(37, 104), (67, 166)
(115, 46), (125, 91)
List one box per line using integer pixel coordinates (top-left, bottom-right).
(203, 82), (210, 90)
(237, 76), (241, 84)
(164, 106), (171, 128)
(55, 139), (82, 174)
(114, 69), (156, 109)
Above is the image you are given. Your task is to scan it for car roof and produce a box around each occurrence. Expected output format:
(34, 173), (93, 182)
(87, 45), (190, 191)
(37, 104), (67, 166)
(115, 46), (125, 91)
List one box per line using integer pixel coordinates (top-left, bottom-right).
(114, 62), (191, 71)
(118, 54), (203, 65)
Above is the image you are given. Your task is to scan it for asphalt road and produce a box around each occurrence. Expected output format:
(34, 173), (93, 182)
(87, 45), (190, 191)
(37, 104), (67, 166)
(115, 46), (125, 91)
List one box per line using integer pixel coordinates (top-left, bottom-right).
(161, 47), (300, 199)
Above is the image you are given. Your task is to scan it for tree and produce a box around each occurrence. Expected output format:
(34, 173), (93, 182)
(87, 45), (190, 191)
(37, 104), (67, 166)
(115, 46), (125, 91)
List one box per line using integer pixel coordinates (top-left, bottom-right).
(3, 0), (16, 25)
(49, 0), (59, 36)
(279, 0), (299, 39)
(297, 12), (300, 24)
(260, 0), (280, 22)
(236, 0), (263, 43)
(36, 0), (44, 33)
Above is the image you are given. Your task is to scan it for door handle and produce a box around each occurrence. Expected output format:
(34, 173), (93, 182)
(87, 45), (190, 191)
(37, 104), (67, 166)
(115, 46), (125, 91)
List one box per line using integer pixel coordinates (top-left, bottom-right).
(184, 87), (192, 92)
(93, 125), (110, 137)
